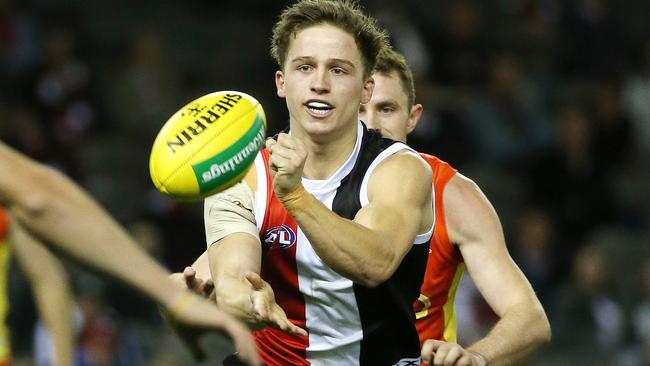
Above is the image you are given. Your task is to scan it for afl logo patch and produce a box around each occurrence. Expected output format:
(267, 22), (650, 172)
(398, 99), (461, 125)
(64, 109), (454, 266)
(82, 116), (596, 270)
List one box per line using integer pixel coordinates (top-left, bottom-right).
(263, 224), (296, 249)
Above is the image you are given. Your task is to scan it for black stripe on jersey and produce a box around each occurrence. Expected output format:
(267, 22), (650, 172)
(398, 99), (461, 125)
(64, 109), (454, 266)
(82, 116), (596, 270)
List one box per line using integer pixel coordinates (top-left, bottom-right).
(331, 122), (428, 365)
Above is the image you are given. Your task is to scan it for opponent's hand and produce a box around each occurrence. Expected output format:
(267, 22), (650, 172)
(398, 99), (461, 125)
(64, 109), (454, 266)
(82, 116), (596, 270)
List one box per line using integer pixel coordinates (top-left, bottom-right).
(164, 290), (261, 366)
(421, 340), (488, 366)
(183, 266), (215, 301)
(266, 133), (307, 198)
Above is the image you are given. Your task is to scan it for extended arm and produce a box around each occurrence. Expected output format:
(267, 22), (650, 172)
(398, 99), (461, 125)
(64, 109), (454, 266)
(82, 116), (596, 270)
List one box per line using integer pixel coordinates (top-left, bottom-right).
(0, 141), (260, 365)
(202, 172), (305, 335)
(423, 174), (551, 366)
(9, 219), (74, 366)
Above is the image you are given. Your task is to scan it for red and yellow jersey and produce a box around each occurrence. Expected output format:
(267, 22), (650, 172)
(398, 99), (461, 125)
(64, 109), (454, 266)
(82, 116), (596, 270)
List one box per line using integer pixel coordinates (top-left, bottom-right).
(414, 154), (465, 346)
(0, 208), (11, 365)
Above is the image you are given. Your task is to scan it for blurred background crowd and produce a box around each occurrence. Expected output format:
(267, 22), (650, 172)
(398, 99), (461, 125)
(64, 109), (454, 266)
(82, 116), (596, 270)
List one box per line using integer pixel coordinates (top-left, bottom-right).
(1, 0), (648, 365)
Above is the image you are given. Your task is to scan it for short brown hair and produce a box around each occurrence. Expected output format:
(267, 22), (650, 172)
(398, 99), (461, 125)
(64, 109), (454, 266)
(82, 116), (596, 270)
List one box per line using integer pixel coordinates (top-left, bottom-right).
(374, 47), (416, 109)
(270, 0), (389, 78)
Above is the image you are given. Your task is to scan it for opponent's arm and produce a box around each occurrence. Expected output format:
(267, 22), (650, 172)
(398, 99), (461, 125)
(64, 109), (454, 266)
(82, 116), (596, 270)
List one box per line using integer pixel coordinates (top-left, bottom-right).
(9, 219), (74, 366)
(268, 135), (433, 287)
(0, 141), (260, 366)
(422, 174), (551, 366)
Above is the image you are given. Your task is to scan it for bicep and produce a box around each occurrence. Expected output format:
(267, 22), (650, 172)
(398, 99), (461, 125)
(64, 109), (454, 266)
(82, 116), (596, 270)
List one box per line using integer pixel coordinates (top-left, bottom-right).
(446, 175), (538, 316)
(355, 153), (432, 254)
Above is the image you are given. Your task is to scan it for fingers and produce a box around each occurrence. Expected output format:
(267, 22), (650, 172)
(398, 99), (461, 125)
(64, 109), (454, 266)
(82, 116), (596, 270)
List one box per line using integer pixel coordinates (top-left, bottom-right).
(421, 339), (442, 364)
(436, 346), (461, 366)
(203, 278), (215, 298)
(244, 272), (307, 337)
(244, 272), (265, 291)
(269, 308), (307, 336)
(184, 266), (213, 298)
(183, 266), (198, 289)
(266, 133), (306, 162)
(421, 339), (474, 366)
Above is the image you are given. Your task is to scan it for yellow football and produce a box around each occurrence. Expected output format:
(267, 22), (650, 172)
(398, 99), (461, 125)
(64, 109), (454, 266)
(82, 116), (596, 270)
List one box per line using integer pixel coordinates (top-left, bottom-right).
(149, 91), (266, 201)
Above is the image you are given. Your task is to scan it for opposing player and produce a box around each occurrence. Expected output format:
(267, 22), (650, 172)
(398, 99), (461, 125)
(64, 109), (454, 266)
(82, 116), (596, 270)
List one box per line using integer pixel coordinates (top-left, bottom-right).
(359, 47), (551, 365)
(201, 0), (434, 364)
(0, 208), (74, 366)
(0, 141), (260, 366)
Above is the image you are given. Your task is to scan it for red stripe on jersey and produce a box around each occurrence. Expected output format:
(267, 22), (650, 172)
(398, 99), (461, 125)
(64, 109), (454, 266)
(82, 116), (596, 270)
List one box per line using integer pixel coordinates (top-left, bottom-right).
(254, 149), (309, 366)
(415, 153), (463, 345)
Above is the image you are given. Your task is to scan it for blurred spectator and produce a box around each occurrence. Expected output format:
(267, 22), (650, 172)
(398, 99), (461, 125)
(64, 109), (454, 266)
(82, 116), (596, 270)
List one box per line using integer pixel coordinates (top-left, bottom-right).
(0, 0), (39, 89)
(623, 40), (650, 158)
(511, 207), (558, 302)
(550, 244), (624, 363)
(465, 52), (552, 165)
(33, 25), (96, 180)
(108, 28), (179, 142)
(75, 292), (122, 366)
(633, 257), (650, 345)
(558, 0), (627, 79)
(589, 78), (636, 173)
(525, 103), (617, 274)
(427, 0), (489, 87)
(1, 104), (48, 160)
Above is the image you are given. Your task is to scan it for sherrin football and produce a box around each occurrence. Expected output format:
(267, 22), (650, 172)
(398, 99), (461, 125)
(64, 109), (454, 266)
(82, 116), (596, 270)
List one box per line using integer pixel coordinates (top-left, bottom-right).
(149, 91), (266, 201)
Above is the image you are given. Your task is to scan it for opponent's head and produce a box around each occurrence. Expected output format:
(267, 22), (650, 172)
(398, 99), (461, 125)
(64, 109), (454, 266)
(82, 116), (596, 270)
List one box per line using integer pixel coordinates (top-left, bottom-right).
(271, 0), (389, 138)
(359, 47), (422, 143)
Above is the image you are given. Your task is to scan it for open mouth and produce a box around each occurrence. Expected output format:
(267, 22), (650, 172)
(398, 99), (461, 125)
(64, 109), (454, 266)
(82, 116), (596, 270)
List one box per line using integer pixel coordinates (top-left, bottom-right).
(305, 101), (334, 116)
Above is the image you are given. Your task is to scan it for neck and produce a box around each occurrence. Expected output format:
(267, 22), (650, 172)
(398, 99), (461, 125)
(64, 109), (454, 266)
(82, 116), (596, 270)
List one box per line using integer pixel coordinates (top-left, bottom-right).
(291, 121), (358, 180)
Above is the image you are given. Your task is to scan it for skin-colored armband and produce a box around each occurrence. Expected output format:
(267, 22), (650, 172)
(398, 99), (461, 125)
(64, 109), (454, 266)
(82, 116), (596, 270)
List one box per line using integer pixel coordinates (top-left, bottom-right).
(204, 182), (259, 247)
(277, 185), (316, 214)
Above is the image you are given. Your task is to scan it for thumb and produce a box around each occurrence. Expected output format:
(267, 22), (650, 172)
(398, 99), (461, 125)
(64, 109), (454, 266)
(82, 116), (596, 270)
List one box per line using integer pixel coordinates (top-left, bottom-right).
(244, 272), (265, 291)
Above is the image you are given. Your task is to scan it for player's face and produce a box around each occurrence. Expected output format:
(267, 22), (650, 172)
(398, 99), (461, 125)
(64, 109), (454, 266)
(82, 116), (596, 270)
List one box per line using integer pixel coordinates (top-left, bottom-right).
(359, 71), (421, 143)
(275, 23), (373, 139)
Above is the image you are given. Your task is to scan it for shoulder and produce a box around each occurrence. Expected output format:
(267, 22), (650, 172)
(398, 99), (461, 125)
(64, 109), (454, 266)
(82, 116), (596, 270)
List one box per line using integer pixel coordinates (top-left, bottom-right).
(369, 151), (432, 198)
(444, 173), (502, 244)
(444, 173), (493, 217)
(376, 150), (431, 181)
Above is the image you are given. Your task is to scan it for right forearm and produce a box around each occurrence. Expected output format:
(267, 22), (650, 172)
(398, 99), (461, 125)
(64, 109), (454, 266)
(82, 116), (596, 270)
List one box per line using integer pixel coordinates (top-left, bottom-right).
(208, 233), (261, 320)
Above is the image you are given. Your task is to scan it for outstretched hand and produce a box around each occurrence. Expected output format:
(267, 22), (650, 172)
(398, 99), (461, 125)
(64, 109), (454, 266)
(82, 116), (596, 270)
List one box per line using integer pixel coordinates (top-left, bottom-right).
(244, 272), (307, 336)
(181, 266), (307, 337)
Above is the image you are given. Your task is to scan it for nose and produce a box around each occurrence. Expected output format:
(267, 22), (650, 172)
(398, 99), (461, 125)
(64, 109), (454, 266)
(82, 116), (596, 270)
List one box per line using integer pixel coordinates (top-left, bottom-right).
(310, 69), (330, 94)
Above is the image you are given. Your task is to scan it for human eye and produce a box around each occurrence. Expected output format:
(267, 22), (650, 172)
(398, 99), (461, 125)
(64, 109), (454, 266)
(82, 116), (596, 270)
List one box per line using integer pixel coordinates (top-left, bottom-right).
(380, 105), (395, 113)
(331, 67), (346, 75)
(297, 64), (312, 72)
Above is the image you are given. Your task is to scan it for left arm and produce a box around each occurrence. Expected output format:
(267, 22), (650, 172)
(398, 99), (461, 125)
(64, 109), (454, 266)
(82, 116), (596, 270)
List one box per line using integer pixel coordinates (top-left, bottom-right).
(268, 135), (433, 287)
(422, 174), (550, 366)
(9, 219), (74, 366)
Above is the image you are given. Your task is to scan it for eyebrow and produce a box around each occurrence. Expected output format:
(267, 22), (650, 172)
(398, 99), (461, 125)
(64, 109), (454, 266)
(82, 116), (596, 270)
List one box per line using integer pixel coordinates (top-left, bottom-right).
(290, 56), (356, 70)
